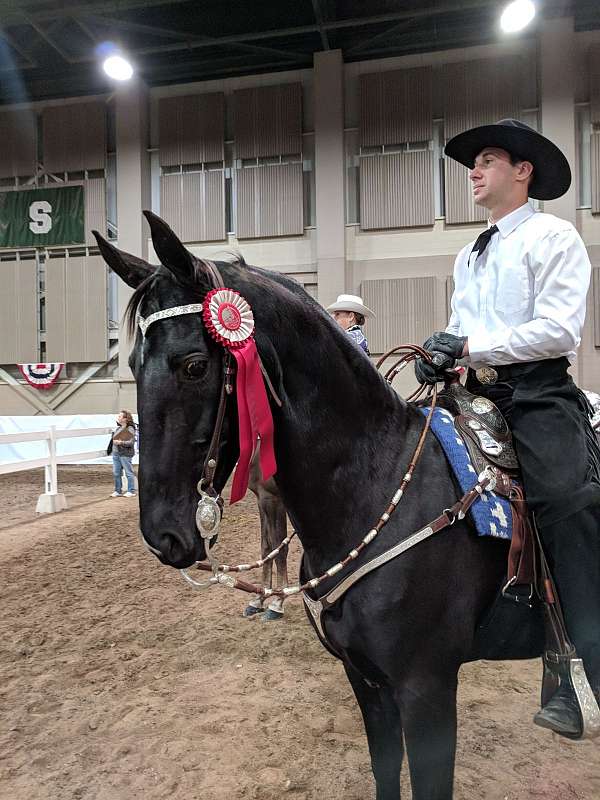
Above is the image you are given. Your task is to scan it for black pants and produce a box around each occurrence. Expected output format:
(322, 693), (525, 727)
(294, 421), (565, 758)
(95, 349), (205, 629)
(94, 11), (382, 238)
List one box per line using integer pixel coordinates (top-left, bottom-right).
(466, 358), (600, 689)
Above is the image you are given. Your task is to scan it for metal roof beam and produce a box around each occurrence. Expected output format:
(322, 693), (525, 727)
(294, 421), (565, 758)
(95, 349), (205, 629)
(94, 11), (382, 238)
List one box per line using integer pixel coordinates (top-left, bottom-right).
(85, 15), (310, 61)
(0, 0), (192, 26)
(345, 18), (418, 56)
(311, 0), (330, 50)
(24, 17), (74, 63)
(3, 1), (495, 44)
(0, 28), (37, 67)
(73, 18), (99, 43)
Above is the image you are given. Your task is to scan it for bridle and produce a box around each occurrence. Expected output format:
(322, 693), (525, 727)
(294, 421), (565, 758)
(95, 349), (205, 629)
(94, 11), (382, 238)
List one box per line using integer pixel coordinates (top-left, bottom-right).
(135, 259), (280, 572)
(135, 261), (229, 564)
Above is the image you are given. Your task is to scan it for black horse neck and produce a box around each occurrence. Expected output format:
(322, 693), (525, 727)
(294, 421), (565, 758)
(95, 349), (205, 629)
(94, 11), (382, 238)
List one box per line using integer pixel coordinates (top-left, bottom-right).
(257, 299), (416, 570)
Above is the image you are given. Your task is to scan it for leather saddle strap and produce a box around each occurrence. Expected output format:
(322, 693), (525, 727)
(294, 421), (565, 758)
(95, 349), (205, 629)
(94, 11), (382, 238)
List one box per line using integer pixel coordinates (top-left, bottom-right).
(531, 515), (575, 658)
(319, 474), (493, 611)
(507, 484), (535, 585)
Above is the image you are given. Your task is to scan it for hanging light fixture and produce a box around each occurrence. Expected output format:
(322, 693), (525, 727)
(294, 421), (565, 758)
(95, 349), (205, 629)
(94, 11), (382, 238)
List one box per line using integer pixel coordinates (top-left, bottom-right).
(500, 0), (536, 33)
(102, 54), (134, 81)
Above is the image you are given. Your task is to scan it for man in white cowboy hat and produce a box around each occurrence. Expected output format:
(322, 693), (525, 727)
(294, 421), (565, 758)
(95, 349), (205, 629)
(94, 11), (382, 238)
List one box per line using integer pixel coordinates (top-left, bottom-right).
(415, 119), (600, 738)
(327, 294), (376, 355)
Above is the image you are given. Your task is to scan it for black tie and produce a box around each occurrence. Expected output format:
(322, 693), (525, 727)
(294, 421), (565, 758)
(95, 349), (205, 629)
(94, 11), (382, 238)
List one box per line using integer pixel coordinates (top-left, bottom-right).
(470, 224), (498, 261)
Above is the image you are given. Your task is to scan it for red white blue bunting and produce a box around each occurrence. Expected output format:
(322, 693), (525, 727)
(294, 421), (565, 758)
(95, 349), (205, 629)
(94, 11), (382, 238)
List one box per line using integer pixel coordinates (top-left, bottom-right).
(18, 362), (64, 389)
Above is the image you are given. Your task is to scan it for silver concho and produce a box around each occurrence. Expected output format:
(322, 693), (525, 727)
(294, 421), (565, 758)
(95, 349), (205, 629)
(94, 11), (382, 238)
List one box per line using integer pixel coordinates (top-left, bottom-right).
(195, 492), (221, 539)
(471, 397), (494, 415)
(467, 420), (503, 456)
(475, 367), (498, 385)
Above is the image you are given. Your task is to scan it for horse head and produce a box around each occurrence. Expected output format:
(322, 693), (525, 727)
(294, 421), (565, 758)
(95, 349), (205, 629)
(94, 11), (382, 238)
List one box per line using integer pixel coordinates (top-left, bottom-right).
(94, 213), (244, 568)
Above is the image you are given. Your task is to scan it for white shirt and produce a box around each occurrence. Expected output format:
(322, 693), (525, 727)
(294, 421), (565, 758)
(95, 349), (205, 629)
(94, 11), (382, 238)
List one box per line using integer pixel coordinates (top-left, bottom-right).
(446, 202), (591, 368)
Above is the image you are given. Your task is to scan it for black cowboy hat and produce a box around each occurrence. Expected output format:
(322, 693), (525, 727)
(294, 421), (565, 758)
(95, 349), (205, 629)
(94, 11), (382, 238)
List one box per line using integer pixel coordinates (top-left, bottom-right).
(444, 118), (571, 201)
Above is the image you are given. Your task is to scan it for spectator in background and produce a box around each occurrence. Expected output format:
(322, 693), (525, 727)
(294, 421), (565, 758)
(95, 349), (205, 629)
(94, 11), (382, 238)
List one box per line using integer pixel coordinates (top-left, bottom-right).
(327, 294), (375, 355)
(110, 410), (136, 498)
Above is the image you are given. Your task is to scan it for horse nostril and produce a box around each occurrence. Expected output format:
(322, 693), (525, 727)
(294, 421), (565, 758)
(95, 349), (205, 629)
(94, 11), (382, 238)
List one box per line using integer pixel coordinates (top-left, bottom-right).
(158, 531), (196, 568)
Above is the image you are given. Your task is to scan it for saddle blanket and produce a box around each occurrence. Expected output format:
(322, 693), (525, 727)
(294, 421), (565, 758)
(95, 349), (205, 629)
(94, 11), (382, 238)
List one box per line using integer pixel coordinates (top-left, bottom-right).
(419, 406), (512, 540)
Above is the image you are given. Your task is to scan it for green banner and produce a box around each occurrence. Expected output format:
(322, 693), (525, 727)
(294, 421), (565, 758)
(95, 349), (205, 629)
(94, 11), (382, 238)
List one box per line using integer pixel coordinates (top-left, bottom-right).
(0, 186), (84, 248)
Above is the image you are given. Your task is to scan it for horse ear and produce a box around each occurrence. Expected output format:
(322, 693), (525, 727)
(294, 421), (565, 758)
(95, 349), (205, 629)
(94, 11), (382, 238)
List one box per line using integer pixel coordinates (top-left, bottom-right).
(92, 231), (154, 288)
(143, 210), (197, 284)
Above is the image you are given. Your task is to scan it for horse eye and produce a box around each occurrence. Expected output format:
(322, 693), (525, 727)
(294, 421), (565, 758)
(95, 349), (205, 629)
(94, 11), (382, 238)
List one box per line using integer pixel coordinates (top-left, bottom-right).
(182, 357), (208, 380)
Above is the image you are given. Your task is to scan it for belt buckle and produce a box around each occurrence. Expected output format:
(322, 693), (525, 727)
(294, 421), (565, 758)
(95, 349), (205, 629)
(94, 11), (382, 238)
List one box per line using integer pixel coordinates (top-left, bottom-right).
(475, 366), (498, 385)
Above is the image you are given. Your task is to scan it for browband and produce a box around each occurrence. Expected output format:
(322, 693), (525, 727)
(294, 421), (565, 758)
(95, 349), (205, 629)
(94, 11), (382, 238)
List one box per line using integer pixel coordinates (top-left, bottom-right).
(137, 304), (204, 337)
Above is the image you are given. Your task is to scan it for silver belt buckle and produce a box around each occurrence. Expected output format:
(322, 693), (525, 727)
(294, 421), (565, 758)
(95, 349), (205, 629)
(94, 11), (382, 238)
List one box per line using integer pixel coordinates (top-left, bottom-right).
(475, 366), (498, 385)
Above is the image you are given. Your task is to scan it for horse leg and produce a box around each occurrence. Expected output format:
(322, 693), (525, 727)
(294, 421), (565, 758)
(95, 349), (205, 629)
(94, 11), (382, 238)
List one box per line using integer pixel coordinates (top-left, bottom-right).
(397, 670), (458, 800)
(264, 498), (288, 621)
(243, 479), (270, 618)
(345, 664), (403, 800)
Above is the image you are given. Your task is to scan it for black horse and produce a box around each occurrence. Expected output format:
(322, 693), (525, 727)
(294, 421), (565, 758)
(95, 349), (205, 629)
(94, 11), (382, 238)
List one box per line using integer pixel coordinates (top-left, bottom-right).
(94, 212), (545, 800)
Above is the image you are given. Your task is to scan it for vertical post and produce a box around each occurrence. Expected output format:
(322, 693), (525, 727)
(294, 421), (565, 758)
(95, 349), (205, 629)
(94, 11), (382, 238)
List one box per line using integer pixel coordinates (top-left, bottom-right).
(540, 17), (585, 384)
(36, 426), (67, 513)
(539, 16), (577, 226)
(115, 79), (151, 407)
(47, 425), (58, 495)
(314, 50), (346, 308)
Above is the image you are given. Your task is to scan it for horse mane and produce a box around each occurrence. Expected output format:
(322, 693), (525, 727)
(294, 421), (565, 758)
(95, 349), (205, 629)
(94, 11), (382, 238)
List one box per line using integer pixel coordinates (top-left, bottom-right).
(123, 253), (398, 406)
(125, 248), (320, 339)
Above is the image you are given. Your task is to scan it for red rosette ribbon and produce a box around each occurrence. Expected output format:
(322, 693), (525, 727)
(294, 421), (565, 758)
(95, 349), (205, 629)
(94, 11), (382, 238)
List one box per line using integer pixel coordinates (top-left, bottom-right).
(203, 288), (277, 503)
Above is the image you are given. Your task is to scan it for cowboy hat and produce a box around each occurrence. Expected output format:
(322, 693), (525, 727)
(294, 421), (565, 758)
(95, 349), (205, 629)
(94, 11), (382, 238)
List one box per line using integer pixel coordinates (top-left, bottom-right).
(326, 294), (375, 319)
(444, 118), (571, 201)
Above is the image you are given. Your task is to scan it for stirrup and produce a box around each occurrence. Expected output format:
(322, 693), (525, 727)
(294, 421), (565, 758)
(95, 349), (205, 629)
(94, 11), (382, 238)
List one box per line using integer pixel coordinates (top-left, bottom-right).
(541, 650), (600, 740)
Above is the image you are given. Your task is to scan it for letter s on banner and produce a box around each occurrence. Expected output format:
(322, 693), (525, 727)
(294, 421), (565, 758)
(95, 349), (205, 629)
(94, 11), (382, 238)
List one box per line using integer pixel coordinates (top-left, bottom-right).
(29, 201), (52, 235)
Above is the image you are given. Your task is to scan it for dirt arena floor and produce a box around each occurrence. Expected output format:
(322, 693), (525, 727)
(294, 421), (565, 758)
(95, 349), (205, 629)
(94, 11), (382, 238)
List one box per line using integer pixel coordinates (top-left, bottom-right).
(1, 466), (599, 800)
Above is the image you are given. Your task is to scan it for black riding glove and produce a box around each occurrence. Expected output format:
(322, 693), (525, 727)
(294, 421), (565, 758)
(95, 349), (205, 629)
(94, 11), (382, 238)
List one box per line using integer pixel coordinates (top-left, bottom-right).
(414, 351), (456, 385)
(414, 332), (466, 385)
(423, 332), (467, 360)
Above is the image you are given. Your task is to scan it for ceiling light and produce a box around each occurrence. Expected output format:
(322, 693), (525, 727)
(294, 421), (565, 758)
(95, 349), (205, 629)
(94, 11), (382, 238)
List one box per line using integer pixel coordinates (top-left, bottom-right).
(103, 54), (134, 81)
(500, 0), (536, 33)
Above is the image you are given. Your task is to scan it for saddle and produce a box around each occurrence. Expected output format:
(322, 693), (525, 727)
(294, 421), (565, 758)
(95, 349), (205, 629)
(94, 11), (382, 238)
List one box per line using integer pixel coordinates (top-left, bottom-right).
(432, 380), (600, 739)
(433, 381), (531, 587)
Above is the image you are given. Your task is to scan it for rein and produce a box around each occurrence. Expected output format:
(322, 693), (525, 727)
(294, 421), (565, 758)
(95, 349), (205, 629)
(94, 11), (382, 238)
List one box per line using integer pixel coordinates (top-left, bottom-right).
(182, 352), (438, 592)
(136, 284), (493, 620)
(180, 345), (496, 617)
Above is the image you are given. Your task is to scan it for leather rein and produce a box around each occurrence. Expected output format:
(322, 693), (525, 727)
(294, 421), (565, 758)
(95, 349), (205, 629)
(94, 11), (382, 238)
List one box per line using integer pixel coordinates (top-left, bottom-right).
(180, 343), (496, 620)
(136, 281), (496, 621)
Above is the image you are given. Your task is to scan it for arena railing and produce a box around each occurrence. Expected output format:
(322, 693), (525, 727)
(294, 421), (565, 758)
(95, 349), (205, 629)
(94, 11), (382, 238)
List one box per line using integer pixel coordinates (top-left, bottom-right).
(0, 425), (114, 513)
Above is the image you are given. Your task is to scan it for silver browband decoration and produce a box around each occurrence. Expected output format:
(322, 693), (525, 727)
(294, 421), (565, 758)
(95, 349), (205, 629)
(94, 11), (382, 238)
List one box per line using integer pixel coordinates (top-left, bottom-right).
(136, 304), (205, 366)
(137, 304), (204, 337)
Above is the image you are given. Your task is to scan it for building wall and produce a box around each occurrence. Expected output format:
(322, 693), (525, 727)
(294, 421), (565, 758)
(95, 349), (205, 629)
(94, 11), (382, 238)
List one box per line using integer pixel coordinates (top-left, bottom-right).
(2, 22), (600, 414)
(0, 380), (120, 415)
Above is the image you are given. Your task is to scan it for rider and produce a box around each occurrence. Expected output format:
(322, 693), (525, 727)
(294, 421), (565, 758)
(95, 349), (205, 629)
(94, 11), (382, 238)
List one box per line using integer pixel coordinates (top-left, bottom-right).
(415, 118), (600, 737)
(327, 293), (375, 355)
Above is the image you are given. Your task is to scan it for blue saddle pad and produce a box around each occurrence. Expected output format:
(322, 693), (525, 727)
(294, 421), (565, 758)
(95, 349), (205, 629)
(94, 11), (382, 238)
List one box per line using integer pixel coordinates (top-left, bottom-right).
(419, 406), (512, 540)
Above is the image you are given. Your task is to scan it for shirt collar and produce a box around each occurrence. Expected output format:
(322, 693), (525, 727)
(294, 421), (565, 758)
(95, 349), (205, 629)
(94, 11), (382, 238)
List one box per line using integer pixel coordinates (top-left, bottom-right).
(492, 201), (535, 238)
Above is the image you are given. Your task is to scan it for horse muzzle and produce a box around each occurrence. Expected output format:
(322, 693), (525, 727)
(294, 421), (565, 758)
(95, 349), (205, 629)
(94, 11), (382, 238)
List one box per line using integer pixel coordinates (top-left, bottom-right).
(139, 526), (205, 569)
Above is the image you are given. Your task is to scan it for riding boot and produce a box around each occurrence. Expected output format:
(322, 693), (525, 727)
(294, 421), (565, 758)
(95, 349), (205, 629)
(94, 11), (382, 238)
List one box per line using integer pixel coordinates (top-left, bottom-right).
(534, 684), (600, 738)
(533, 506), (600, 736)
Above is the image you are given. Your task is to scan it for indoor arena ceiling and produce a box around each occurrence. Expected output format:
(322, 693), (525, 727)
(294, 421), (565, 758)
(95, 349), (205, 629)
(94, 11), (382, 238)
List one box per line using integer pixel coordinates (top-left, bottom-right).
(1, 0), (599, 104)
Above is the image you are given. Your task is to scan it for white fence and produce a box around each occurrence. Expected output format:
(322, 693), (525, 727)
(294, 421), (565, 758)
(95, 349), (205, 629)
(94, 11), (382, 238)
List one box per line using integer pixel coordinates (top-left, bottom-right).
(0, 415), (137, 513)
(0, 425), (114, 512)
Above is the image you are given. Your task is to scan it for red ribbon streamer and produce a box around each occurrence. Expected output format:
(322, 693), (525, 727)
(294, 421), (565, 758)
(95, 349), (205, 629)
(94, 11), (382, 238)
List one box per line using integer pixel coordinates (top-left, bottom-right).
(229, 339), (277, 504)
